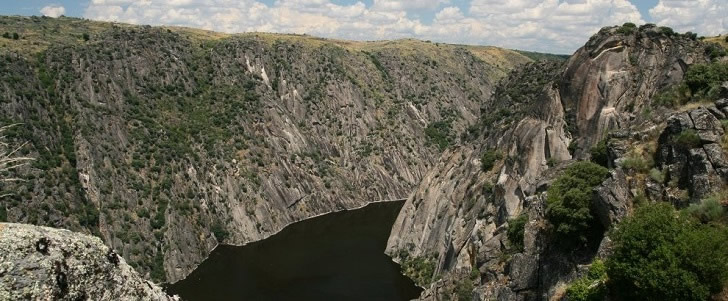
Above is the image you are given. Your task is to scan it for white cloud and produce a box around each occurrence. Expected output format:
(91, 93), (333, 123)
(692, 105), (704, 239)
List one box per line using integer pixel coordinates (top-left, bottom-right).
(80, 0), (722, 54)
(372, 0), (450, 12)
(649, 0), (727, 36)
(40, 5), (66, 18)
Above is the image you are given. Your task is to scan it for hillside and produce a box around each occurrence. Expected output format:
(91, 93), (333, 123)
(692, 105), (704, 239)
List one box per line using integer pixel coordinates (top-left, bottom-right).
(0, 15), (532, 283)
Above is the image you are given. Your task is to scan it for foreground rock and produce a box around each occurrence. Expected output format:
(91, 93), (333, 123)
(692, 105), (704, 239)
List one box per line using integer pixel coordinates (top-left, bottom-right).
(0, 223), (175, 301)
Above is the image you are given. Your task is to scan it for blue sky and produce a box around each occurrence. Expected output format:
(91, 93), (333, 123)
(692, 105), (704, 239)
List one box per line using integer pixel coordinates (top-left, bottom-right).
(0, 0), (724, 53)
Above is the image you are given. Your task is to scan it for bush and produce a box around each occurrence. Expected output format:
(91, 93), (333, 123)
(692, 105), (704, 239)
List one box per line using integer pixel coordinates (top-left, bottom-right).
(401, 255), (437, 287)
(673, 129), (702, 149)
(12, 32), (18, 40)
(590, 138), (609, 167)
(425, 121), (453, 151)
(621, 154), (653, 173)
(648, 168), (665, 183)
(454, 279), (474, 301)
(481, 149), (503, 172)
(211, 222), (230, 241)
(684, 62), (728, 99)
(685, 195), (726, 223)
(606, 203), (728, 301)
(566, 259), (607, 301)
(546, 161), (609, 246)
(616, 23), (636, 35)
(507, 214), (528, 252)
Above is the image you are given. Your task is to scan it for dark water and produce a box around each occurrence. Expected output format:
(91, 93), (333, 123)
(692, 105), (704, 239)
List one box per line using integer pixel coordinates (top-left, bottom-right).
(167, 200), (422, 301)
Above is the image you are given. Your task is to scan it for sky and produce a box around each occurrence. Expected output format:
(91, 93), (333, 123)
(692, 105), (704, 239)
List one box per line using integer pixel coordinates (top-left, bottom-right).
(1, 0), (726, 54)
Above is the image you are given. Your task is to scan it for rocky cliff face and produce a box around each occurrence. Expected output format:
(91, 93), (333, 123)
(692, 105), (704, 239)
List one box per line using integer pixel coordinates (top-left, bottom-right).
(0, 223), (174, 300)
(387, 24), (724, 300)
(0, 16), (531, 283)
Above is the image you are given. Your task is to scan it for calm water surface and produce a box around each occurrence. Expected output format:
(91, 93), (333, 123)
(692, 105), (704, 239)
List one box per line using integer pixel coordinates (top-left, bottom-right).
(167, 200), (422, 301)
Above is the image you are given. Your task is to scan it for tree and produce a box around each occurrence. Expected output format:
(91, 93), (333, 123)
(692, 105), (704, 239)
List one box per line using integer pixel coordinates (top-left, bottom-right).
(545, 161), (609, 246)
(2, 32), (9, 39)
(606, 203), (728, 301)
(82, 33), (90, 41)
(12, 32), (18, 40)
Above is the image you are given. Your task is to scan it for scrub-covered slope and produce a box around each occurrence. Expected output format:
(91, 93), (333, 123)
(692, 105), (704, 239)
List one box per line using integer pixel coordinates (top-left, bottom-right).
(0, 16), (531, 282)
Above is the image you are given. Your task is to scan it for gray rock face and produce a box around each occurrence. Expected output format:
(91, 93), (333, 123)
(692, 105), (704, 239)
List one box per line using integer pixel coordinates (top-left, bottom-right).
(593, 169), (631, 228)
(656, 106), (727, 203)
(0, 223), (175, 301)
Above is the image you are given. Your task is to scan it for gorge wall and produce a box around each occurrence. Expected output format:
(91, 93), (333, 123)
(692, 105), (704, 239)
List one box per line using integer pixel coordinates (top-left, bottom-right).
(0, 16), (531, 283)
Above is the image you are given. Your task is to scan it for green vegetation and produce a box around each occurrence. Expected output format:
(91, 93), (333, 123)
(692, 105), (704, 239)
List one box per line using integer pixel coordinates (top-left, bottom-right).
(566, 259), (607, 301)
(401, 254), (437, 287)
(480, 149), (503, 172)
(673, 129), (702, 149)
(658, 61), (728, 106)
(507, 214), (528, 252)
(607, 203), (728, 301)
(589, 138), (609, 167)
(685, 192), (727, 223)
(546, 162), (609, 246)
(211, 222), (230, 242)
(453, 279), (475, 301)
(616, 22), (637, 35)
(425, 120), (453, 151)
(620, 154), (653, 173)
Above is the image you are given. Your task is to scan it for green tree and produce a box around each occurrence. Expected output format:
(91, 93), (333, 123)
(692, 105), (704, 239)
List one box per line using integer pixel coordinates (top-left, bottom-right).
(480, 149), (503, 172)
(507, 214), (528, 252)
(12, 32), (18, 40)
(606, 203), (728, 301)
(589, 138), (609, 167)
(545, 161), (609, 246)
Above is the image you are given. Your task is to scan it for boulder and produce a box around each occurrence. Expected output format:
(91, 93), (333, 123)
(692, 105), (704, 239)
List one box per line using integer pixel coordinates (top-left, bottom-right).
(593, 169), (631, 228)
(0, 223), (176, 301)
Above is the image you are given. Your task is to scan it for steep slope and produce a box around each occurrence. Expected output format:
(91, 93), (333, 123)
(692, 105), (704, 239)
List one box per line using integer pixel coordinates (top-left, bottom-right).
(0, 223), (174, 300)
(387, 24), (723, 300)
(0, 16), (531, 282)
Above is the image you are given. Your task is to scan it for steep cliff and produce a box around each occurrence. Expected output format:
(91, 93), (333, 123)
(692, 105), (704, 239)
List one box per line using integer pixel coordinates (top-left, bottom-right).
(0, 16), (531, 282)
(387, 24), (725, 300)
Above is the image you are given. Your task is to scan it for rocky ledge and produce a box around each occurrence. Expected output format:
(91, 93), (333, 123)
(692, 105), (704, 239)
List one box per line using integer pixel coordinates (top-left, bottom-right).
(0, 223), (175, 301)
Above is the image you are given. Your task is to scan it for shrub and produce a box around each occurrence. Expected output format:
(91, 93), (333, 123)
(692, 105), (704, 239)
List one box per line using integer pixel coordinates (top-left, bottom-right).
(481, 149), (503, 172)
(566, 259), (607, 301)
(546, 162), (609, 246)
(606, 203), (728, 301)
(673, 129), (702, 149)
(454, 279), (474, 301)
(401, 255), (437, 287)
(12, 32), (18, 40)
(648, 168), (665, 183)
(211, 222), (230, 241)
(1, 32), (9, 39)
(507, 214), (528, 252)
(685, 195), (726, 223)
(82, 33), (90, 41)
(659, 26), (676, 36)
(621, 154), (653, 173)
(590, 138), (609, 167)
(684, 62), (728, 99)
(616, 23), (636, 35)
(425, 120), (453, 151)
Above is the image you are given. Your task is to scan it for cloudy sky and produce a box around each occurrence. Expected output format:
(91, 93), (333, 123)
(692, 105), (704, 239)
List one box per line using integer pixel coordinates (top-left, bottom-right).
(2, 0), (727, 54)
